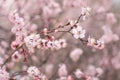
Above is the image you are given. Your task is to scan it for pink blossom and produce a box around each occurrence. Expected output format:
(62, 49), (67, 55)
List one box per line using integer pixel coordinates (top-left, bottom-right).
(81, 7), (91, 20)
(70, 48), (83, 62)
(12, 51), (22, 62)
(11, 41), (19, 50)
(94, 40), (104, 49)
(9, 11), (28, 48)
(24, 33), (41, 53)
(58, 64), (68, 77)
(24, 33), (41, 48)
(74, 69), (83, 79)
(40, 38), (67, 50)
(87, 37), (104, 49)
(42, 0), (61, 18)
(106, 13), (117, 24)
(71, 23), (86, 39)
(0, 67), (9, 80)
(27, 66), (40, 77)
(101, 25), (119, 43)
(1, 41), (8, 48)
(96, 68), (103, 76)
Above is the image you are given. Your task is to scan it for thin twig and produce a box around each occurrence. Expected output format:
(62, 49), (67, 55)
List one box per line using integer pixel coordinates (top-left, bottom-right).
(1, 44), (24, 67)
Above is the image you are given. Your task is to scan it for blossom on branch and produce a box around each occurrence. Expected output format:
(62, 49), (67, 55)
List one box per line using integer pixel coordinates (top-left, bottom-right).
(24, 33), (41, 53)
(81, 7), (91, 20)
(87, 37), (104, 49)
(71, 23), (86, 39)
(0, 67), (9, 80)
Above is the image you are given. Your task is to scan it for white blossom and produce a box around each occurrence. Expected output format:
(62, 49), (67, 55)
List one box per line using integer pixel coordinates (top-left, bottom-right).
(71, 23), (86, 39)
(81, 7), (91, 20)
(27, 66), (40, 77)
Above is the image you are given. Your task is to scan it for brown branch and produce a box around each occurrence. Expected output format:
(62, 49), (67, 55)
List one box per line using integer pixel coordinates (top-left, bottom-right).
(1, 44), (24, 67)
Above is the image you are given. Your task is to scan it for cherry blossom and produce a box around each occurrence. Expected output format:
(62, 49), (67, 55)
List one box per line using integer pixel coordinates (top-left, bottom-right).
(0, 67), (9, 80)
(1, 0), (119, 80)
(87, 37), (104, 49)
(70, 48), (83, 62)
(24, 33), (41, 53)
(71, 23), (86, 39)
(74, 69), (83, 79)
(58, 64), (68, 77)
(27, 66), (40, 77)
(81, 7), (91, 20)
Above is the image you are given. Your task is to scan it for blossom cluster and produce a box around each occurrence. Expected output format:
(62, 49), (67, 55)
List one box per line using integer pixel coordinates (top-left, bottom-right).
(1, 0), (117, 79)
(74, 66), (103, 80)
(87, 37), (104, 49)
(24, 33), (67, 53)
(9, 11), (28, 49)
(70, 22), (104, 49)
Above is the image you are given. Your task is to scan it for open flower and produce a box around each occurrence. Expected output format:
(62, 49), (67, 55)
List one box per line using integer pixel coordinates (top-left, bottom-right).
(81, 7), (91, 20)
(87, 36), (104, 49)
(27, 66), (40, 77)
(71, 23), (86, 39)
(24, 33), (41, 48)
(24, 33), (41, 53)
(58, 64), (68, 77)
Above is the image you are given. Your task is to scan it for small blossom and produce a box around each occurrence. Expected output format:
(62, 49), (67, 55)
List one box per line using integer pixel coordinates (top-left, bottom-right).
(43, 28), (48, 35)
(69, 20), (77, 26)
(41, 38), (67, 50)
(71, 23), (86, 39)
(74, 69), (83, 79)
(96, 67), (103, 76)
(70, 48), (83, 62)
(9, 11), (28, 48)
(24, 33), (41, 53)
(58, 64), (68, 77)
(59, 39), (67, 48)
(24, 33), (41, 47)
(87, 37), (104, 49)
(42, 0), (61, 18)
(101, 25), (119, 43)
(87, 37), (96, 46)
(0, 67), (9, 80)
(81, 7), (91, 20)
(11, 41), (19, 50)
(94, 40), (104, 49)
(106, 13), (117, 24)
(1, 41), (8, 48)
(27, 66), (40, 77)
